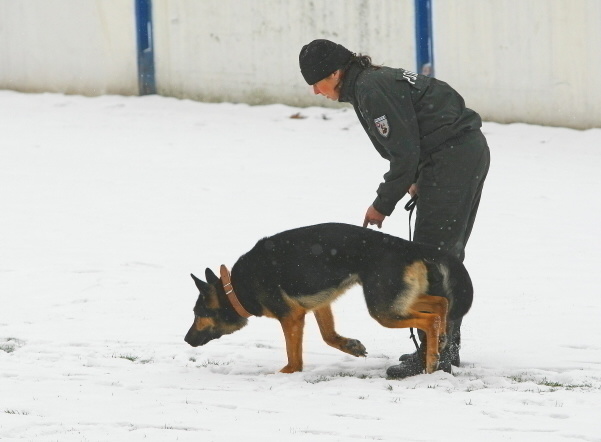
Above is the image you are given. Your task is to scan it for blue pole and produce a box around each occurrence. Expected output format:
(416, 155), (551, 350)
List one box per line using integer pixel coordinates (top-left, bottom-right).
(135, 0), (156, 95)
(414, 0), (434, 77)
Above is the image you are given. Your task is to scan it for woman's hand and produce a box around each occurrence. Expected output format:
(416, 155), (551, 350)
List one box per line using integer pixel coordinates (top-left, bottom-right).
(363, 205), (386, 229)
(408, 183), (418, 197)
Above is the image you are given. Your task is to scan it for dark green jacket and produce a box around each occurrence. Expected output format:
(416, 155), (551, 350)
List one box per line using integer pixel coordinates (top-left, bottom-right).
(339, 64), (482, 216)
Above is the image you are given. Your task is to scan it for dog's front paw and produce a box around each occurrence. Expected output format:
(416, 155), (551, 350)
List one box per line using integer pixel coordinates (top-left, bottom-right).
(344, 339), (367, 357)
(279, 364), (303, 374)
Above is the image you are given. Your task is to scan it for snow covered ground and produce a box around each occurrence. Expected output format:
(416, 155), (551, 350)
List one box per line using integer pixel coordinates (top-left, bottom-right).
(1, 90), (600, 441)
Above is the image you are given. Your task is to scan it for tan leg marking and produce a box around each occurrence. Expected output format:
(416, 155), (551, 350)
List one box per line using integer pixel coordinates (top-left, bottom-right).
(375, 309), (441, 373)
(374, 292), (449, 374)
(278, 306), (307, 373)
(314, 305), (367, 357)
(412, 294), (449, 349)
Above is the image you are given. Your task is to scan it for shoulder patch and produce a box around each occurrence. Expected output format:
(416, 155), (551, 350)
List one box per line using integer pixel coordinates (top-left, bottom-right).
(374, 115), (390, 138)
(401, 69), (418, 85)
(396, 68), (427, 90)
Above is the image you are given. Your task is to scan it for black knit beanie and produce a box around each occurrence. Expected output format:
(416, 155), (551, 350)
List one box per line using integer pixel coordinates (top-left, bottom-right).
(299, 39), (354, 85)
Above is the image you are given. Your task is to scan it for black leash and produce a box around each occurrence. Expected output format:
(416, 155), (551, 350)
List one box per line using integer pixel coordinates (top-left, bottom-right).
(409, 328), (421, 352)
(404, 195), (418, 242)
(404, 194), (421, 353)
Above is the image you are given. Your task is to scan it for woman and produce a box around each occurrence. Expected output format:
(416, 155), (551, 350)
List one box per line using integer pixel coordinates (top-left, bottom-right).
(299, 39), (490, 378)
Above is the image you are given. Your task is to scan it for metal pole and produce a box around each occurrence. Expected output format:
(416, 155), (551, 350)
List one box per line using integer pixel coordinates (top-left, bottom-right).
(135, 0), (157, 95)
(414, 0), (434, 77)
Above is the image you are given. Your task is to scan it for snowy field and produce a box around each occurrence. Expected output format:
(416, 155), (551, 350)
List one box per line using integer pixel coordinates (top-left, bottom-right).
(1, 90), (600, 441)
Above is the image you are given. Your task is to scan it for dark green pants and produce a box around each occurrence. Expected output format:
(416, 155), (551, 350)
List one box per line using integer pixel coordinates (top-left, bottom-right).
(414, 129), (490, 362)
(415, 129), (490, 262)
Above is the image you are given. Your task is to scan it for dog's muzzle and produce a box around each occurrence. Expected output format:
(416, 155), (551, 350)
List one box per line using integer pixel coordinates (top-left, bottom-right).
(184, 327), (221, 347)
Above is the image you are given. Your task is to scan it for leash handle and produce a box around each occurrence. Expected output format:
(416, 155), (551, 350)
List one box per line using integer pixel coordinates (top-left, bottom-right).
(404, 195), (418, 241)
(404, 194), (418, 212)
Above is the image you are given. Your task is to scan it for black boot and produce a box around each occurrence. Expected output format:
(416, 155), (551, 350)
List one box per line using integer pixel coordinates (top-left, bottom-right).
(399, 328), (426, 362)
(390, 345), (454, 378)
(399, 345), (460, 367)
(386, 354), (425, 379)
(437, 345), (455, 374)
(399, 349), (418, 362)
(399, 320), (462, 367)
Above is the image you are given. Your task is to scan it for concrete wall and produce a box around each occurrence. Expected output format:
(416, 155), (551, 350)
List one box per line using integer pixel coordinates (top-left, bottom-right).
(152, 0), (415, 107)
(434, 0), (601, 128)
(0, 0), (599, 128)
(0, 0), (137, 95)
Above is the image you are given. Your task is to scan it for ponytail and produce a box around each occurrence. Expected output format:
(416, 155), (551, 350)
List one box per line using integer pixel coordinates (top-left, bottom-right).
(342, 54), (380, 72)
(335, 53), (381, 93)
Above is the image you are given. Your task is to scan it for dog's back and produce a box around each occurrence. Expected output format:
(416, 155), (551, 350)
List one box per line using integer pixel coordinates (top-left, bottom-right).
(231, 223), (473, 321)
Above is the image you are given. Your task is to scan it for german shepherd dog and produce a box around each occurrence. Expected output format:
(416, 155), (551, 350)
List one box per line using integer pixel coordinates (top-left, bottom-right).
(185, 223), (473, 375)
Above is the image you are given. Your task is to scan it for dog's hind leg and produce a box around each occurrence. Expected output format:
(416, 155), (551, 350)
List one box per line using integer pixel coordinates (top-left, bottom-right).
(411, 295), (449, 350)
(278, 306), (307, 373)
(375, 310), (442, 374)
(313, 306), (367, 357)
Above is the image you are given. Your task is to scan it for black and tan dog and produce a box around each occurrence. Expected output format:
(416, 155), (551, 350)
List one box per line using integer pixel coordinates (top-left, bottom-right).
(184, 223), (473, 376)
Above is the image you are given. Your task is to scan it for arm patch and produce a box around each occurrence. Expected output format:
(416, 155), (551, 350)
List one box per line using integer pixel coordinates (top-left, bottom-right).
(374, 115), (390, 138)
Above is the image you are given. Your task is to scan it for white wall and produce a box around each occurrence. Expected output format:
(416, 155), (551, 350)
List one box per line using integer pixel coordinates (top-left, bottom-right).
(0, 0), (599, 128)
(0, 0), (138, 95)
(152, 0), (415, 107)
(434, 0), (601, 129)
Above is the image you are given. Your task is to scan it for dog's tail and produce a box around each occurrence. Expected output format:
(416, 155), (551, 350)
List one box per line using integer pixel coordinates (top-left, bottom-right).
(443, 258), (473, 320)
(429, 258), (473, 321)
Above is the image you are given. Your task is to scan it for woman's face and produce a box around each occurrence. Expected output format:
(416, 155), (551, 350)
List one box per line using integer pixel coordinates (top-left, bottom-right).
(312, 71), (341, 100)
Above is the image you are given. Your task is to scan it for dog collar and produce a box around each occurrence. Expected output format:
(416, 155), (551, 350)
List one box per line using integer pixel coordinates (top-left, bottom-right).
(220, 265), (252, 318)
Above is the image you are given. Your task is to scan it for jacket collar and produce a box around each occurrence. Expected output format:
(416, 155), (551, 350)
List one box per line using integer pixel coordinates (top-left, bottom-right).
(338, 63), (364, 104)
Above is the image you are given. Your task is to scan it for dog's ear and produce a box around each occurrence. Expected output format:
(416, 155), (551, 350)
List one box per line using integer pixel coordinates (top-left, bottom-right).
(205, 267), (220, 285)
(190, 273), (209, 293)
